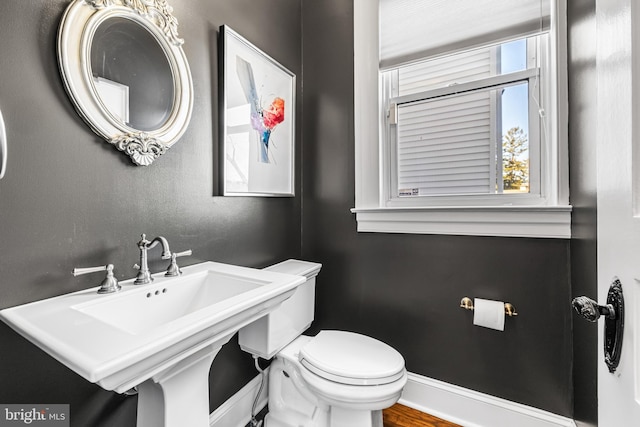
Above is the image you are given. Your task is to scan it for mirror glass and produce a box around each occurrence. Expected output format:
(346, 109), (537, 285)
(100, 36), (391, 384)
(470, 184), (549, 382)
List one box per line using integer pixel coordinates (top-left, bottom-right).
(90, 17), (174, 132)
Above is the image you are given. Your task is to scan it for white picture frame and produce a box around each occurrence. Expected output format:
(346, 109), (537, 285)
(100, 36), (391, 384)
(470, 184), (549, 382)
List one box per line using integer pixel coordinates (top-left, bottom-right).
(220, 25), (295, 197)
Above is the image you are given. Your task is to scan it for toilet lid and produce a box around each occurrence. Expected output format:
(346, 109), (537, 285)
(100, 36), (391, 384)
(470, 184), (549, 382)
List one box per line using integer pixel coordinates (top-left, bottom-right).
(298, 331), (405, 386)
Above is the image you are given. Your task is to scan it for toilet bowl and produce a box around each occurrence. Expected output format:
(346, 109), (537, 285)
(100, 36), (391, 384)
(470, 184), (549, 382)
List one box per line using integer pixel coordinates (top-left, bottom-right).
(266, 332), (407, 427)
(238, 260), (407, 427)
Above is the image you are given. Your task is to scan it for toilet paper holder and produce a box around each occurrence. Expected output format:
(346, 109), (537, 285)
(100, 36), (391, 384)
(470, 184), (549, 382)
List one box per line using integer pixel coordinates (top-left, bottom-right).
(460, 297), (518, 317)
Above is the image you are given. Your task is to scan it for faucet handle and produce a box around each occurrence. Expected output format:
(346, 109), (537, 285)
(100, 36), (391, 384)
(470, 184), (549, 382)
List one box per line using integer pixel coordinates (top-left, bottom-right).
(72, 264), (121, 294)
(137, 233), (150, 246)
(165, 250), (192, 277)
(73, 265), (110, 276)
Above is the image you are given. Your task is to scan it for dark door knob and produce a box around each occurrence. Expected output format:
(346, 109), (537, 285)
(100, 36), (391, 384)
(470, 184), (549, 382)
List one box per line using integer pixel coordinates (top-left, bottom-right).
(571, 296), (615, 321)
(571, 278), (624, 373)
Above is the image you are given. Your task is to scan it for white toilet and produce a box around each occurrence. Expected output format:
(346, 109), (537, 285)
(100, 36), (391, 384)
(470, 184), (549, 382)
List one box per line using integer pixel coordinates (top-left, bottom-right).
(238, 260), (407, 427)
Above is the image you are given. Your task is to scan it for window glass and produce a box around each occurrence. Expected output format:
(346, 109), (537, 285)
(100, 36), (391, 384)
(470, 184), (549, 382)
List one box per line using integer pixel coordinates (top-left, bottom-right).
(397, 48), (495, 95)
(500, 83), (529, 193)
(500, 39), (527, 73)
(388, 37), (536, 199)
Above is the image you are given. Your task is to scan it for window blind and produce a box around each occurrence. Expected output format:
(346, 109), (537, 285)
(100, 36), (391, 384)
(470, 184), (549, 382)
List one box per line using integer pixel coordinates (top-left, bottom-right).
(379, 0), (550, 69)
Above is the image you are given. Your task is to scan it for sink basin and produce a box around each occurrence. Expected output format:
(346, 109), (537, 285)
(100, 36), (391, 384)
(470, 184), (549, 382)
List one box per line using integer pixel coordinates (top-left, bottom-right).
(75, 269), (269, 335)
(0, 261), (305, 427)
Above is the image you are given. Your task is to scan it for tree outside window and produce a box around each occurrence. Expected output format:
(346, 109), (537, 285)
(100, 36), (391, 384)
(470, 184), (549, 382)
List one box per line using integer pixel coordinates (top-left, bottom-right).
(502, 126), (529, 192)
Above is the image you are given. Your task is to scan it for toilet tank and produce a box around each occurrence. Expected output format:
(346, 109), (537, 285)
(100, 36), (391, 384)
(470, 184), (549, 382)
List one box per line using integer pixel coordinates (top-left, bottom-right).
(238, 260), (322, 359)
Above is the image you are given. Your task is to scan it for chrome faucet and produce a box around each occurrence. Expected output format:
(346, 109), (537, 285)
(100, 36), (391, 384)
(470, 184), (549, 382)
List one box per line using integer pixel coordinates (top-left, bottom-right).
(134, 234), (171, 285)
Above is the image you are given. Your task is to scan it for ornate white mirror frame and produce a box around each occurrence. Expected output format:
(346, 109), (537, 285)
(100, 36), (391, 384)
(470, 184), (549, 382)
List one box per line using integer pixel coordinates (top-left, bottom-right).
(57, 0), (193, 166)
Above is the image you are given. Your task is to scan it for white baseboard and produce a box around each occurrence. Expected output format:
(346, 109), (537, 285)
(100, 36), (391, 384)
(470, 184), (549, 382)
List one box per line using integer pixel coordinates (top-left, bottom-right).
(209, 367), (269, 427)
(209, 370), (576, 427)
(400, 372), (576, 427)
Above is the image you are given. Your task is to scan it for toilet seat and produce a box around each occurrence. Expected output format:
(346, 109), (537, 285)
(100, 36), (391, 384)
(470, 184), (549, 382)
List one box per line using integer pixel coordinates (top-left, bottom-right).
(299, 330), (405, 386)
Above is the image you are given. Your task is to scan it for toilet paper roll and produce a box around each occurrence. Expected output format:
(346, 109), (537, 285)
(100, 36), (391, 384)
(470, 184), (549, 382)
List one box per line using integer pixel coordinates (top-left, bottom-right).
(473, 298), (505, 331)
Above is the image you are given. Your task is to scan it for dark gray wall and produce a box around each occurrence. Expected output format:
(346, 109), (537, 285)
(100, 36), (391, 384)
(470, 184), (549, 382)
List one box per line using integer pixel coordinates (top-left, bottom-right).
(0, 0), (600, 425)
(0, 1), (301, 426)
(568, 0), (598, 425)
(301, 0), (574, 417)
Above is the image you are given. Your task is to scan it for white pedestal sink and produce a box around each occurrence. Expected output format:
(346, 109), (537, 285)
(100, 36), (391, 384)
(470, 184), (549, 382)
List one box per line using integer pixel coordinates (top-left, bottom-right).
(0, 262), (305, 427)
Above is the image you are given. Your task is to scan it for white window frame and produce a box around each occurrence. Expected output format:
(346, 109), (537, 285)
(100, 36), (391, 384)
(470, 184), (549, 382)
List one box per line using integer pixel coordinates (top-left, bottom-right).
(352, 0), (571, 238)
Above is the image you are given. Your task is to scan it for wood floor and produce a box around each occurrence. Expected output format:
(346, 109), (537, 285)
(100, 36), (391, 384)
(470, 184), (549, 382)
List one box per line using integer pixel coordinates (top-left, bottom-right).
(383, 404), (462, 427)
(247, 403), (460, 427)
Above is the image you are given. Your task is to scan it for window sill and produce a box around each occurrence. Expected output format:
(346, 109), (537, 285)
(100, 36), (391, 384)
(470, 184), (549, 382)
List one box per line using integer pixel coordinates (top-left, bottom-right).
(350, 205), (572, 238)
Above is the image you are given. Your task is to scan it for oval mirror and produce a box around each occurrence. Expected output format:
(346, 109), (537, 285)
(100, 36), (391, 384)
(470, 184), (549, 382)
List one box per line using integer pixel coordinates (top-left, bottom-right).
(58, 0), (193, 166)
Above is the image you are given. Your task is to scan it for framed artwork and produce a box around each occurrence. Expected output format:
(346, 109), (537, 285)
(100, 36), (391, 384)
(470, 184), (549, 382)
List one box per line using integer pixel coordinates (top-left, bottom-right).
(220, 25), (295, 196)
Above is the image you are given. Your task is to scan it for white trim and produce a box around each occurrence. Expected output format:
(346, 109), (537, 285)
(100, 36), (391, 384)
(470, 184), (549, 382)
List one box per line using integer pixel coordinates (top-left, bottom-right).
(351, 205), (572, 238)
(400, 373), (577, 427)
(548, 0), (570, 205)
(353, 0), (381, 209)
(209, 369), (269, 427)
(209, 370), (576, 427)
(353, 0), (571, 237)
(391, 68), (539, 106)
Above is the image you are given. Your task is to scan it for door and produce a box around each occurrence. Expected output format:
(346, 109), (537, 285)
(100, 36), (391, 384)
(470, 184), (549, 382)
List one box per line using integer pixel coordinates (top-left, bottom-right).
(596, 0), (640, 424)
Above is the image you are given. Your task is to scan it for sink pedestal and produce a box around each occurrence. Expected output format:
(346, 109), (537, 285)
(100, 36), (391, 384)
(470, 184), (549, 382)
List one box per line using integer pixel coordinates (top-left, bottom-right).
(136, 344), (222, 427)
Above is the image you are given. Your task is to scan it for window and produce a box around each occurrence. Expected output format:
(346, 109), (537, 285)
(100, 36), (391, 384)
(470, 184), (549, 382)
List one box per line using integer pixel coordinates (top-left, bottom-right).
(352, 0), (571, 238)
(385, 38), (540, 202)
